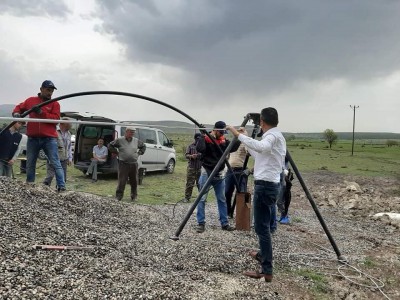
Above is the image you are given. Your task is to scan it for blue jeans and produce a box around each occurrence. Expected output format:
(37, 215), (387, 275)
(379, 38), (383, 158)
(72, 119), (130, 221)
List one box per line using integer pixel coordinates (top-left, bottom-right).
(0, 160), (12, 177)
(253, 181), (281, 275)
(197, 172), (229, 227)
(224, 168), (248, 216)
(44, 160), (68, 186)
(27, 137), (65, 188)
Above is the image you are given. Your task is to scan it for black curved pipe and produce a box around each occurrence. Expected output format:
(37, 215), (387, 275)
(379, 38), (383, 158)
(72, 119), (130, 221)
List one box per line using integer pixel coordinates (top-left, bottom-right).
(286, 150), (345, 261)
(1, 91), (202, 134)
(1, 90), (240, 188)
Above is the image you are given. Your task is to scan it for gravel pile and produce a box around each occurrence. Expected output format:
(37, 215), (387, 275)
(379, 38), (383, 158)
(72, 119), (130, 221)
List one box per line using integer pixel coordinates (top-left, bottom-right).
(1, 176), (398, 299)
(0, 177), (283, 299)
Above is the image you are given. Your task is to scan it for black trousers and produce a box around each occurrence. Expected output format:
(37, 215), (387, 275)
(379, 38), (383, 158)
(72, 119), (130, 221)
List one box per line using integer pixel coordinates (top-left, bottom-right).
(116, 161), (138, 200)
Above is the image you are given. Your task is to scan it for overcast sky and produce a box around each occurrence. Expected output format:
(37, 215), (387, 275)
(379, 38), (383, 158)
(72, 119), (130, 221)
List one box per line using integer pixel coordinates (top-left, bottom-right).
(0, 0), (399, 133)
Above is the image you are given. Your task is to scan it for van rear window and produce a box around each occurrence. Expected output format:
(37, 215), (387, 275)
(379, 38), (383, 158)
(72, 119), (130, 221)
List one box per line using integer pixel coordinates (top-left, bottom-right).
(82, 126), (100, 138)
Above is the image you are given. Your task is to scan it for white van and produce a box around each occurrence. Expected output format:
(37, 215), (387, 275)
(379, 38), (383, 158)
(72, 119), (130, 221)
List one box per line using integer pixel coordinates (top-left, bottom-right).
(62, 112), (176, 180)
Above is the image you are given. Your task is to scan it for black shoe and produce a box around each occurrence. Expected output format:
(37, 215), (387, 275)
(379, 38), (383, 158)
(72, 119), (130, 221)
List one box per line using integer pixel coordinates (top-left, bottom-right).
(222, 224), (235, 231)
(91, 179), (97, 183)
(131, 196), (137, 202)
(183, 198), (190, 203)
(116, 196), (122, 201)
(57, 187), (66, 193)
(196, 224), (205, 233)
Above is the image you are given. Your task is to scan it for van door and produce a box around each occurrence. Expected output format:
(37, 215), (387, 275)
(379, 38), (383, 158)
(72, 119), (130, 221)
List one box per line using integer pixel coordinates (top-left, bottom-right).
(136, 128), (159, 172)
(156, 130), (174, 168)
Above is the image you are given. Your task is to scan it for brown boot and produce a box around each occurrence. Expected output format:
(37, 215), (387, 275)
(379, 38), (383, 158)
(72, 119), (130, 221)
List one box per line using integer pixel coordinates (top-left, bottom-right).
(243, 270), (273, 282)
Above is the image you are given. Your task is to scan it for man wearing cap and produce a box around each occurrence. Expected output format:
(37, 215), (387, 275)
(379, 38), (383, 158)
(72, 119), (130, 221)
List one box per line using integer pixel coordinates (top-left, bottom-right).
(195, 121), (241, 233)
(183, 133), (202, 202)
(108, 126), (146, 201)
(0, 121), (23, 177)
(12, 80), (66, 191)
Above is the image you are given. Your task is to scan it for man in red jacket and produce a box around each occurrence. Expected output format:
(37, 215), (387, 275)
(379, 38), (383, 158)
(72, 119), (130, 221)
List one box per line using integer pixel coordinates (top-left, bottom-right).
(12, 80), (66, 191)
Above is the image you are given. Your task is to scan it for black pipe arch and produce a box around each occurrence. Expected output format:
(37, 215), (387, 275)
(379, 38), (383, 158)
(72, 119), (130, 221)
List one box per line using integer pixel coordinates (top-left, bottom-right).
(3, 91), (203, 131)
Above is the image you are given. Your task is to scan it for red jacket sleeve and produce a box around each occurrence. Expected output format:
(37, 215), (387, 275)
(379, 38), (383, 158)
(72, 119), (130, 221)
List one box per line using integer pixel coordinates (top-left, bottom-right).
(13, 100), (29, 114)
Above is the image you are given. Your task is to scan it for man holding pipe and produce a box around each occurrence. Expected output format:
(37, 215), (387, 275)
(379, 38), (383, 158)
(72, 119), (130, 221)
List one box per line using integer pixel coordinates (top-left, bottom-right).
(12, 80), (66, 192)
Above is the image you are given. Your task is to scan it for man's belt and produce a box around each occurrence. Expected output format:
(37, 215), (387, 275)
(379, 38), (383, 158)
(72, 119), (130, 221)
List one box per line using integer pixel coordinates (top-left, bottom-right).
(254, 180), (277, 186)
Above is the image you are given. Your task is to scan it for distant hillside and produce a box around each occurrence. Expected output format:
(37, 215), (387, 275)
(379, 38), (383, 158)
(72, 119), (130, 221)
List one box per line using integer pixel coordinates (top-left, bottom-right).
(132, 120), (205, 134)
(1, 104), (399, 139)
(132, 121), (256, 135)
(285, 132), (400, 140)
(0, 104), (15, 117)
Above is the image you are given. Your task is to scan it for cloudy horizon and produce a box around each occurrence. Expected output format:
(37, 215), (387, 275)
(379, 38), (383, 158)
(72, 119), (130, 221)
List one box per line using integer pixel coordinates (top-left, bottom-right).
(0, 0), (399, 133)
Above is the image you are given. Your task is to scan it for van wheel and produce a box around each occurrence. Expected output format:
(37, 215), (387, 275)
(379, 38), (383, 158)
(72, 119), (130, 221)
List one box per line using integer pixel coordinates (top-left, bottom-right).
(166, 159), (175, 174)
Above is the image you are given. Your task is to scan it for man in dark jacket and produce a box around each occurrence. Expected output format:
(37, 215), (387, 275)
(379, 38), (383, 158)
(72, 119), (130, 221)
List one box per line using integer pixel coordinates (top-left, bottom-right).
(0, 122), (23, 177)
(12, 80), (66, 191)
(195, 121), (240, 233)
(183, 133), (202, 202)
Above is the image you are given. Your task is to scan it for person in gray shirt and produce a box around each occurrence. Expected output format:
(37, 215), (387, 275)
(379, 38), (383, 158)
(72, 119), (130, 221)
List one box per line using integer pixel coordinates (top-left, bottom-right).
(108, 126), (146, 201)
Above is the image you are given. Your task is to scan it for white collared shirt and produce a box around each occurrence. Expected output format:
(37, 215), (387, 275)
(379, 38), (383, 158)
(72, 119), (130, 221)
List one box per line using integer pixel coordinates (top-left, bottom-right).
(238, 127), (286, 183)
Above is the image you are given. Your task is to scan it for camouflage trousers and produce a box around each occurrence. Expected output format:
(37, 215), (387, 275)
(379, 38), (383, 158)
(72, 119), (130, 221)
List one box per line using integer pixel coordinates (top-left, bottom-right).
(184, 166), (201, 200)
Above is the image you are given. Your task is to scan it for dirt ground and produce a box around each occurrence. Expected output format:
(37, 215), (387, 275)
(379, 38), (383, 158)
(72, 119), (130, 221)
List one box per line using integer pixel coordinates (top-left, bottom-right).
(275, 170), (400, 299)
(1, 171), (399, 299)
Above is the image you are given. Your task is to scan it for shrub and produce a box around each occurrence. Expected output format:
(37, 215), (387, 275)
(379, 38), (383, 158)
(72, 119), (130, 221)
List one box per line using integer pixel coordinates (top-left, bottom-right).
(386, 140), (399, 147)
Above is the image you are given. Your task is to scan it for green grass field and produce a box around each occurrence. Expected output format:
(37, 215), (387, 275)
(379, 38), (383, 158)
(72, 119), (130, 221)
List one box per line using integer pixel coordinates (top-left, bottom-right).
(287, 139), (400, 177)
(13, 135), (400, 205)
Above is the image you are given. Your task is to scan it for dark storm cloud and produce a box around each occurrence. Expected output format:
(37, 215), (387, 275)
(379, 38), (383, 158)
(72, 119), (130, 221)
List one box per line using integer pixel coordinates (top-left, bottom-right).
(95, 0), (400, 96)
(0, 0), (70, 18)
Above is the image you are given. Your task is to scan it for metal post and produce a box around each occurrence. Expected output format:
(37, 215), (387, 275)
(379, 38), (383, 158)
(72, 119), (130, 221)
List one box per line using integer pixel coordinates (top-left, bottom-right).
(286, 150), (345, 261)
(350, 105), (359, 156)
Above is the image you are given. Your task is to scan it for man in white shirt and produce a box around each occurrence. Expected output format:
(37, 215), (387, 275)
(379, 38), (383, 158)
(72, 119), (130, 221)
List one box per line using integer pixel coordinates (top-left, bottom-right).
(86, 138), (108, 182)
(227, 107), (286, 283)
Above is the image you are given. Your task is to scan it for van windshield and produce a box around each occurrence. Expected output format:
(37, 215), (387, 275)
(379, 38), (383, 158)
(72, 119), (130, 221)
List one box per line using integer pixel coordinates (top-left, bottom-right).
(83, 126), (114, 140)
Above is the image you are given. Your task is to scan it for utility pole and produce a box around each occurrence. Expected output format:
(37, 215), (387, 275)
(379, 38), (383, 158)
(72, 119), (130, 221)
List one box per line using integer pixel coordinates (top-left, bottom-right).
(350, 105), (359, 156)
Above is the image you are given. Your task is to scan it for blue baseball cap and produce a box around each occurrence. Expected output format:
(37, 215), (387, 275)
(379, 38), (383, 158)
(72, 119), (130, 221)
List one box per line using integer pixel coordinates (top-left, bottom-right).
(41, 80), (57, 90)
(214, 121), (227, 134)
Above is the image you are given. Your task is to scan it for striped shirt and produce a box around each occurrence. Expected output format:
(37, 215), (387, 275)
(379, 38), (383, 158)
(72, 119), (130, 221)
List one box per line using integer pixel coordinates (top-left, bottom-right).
(185, 142), (202, 169)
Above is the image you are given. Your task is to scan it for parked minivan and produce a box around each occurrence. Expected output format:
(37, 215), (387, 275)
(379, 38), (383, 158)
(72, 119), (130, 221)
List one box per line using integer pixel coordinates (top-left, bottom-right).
(62, 112), (176, 180)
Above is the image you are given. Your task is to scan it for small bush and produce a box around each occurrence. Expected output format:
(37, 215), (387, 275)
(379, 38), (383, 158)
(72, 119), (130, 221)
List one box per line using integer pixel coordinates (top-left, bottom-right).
(386, 140), (399, 147)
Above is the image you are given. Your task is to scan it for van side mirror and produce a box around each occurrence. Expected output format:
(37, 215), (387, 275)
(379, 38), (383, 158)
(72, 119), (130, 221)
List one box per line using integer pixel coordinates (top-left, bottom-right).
(167, 139), (174, 147)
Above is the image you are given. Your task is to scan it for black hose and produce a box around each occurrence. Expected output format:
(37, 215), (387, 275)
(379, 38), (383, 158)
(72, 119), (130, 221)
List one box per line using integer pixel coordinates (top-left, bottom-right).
(1, 90), (239, 187)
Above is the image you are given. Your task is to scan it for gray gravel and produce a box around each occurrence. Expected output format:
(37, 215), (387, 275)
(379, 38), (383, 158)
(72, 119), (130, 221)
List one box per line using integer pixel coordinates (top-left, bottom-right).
(1, 176), (399, 299)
